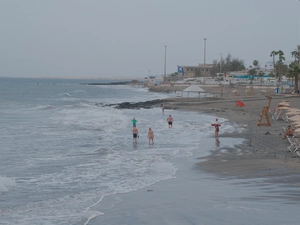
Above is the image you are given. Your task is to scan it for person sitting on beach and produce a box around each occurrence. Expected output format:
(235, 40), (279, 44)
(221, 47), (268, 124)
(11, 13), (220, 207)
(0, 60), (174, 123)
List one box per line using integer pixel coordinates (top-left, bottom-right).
(132, 125), (138, 143)
(132, 117), (137, 127)
(283, 125), (294, 139)
(148, 128), (154, 145)
(167, 115), (173, 128)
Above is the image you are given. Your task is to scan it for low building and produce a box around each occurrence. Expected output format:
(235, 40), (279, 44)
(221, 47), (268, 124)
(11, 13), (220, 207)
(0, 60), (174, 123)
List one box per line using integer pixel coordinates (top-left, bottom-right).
(181, 64), (214, 78)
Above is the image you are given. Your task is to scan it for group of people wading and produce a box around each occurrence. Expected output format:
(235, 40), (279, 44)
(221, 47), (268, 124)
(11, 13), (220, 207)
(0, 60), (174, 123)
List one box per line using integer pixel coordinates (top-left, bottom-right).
(132, 105), (220, 145)
(131, 114), (174, 145)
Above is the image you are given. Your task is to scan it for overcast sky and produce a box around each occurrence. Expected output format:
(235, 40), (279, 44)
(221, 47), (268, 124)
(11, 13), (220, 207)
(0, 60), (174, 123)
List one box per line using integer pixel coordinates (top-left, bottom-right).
(1, 0), (300, 79)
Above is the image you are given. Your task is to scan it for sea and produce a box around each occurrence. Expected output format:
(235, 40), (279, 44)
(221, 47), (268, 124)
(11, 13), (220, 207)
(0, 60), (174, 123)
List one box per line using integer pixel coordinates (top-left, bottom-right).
(0, 77), (299, 225)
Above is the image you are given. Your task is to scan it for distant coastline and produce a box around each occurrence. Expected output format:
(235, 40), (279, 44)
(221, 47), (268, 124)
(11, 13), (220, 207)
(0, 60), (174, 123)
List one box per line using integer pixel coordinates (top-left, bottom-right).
(85, 81), (133, 85)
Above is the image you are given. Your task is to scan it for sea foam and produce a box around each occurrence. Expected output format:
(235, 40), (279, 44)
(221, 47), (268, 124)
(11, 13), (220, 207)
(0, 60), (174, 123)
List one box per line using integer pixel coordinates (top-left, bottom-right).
(0, 176), (15, 193)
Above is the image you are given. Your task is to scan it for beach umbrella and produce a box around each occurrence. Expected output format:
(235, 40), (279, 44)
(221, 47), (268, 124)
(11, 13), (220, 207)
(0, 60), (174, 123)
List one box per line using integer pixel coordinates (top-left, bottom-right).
(294, 128), (300, 133)
(278, 102), (290, 106)
(292, 123), (300, 128)
(289, 116), (300, 122)
(289, 115), (300, 119)
(278, 101), (290, 106)
(285, 111), (300, 116)
(287, 108), (300, 112)
(278, 106), (290, 110)
(292, 120), (300, 124)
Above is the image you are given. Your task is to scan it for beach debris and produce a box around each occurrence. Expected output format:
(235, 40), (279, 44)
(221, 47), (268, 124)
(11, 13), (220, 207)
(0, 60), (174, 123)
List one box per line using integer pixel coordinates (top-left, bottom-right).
(147, 190), (153, 192)
(236, 100), (245, 107)
(265, 132), (271, 135)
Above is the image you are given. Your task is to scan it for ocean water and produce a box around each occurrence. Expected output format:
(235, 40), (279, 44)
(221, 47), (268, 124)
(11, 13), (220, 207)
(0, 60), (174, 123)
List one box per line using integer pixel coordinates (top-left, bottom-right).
(0, 77), (244, 225)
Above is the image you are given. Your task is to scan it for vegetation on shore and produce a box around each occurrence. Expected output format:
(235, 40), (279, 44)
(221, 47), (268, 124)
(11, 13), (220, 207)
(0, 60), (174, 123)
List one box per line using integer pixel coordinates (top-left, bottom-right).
(170, 45), (300, 91)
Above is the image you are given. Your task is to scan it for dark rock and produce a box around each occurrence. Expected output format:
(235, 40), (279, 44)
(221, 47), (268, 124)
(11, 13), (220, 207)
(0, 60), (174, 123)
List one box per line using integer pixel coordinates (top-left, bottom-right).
(101, 99), (169, 109)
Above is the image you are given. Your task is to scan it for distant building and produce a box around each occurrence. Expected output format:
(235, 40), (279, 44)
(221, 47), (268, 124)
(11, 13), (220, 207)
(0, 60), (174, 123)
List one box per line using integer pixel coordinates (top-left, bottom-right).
(181, 64), (214, 78)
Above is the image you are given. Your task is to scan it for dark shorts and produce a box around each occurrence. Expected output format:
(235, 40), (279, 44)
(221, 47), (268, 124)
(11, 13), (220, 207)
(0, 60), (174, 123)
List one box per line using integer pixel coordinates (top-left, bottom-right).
(133, 134), (137, 138)
(168, 122), (172, 125)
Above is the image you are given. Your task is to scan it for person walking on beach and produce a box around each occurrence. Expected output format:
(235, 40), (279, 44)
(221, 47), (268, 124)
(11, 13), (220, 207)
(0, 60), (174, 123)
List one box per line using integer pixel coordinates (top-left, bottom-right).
(161, 103), (164, 115)
(132, 117), (137, 127)
(148, 128), (154, 145)
(167, 115), (173, 128)
(132, 125), (138, 143)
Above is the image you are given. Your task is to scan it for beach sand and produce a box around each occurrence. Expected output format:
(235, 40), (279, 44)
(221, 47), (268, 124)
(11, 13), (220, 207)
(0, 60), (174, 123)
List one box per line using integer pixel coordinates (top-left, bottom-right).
(90, 86), (300, 224)
(162, 91), (300, 179)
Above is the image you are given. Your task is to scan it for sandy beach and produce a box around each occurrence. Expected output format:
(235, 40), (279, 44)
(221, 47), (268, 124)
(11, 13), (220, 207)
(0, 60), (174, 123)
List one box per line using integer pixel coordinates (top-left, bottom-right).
(91, 85), (300, 225)
(160, 85), (300, 180)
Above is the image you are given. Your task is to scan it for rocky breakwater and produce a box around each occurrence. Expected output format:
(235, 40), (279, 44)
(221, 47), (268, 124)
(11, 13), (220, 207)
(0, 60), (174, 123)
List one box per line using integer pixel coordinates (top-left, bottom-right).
(100, 99), (174, 109)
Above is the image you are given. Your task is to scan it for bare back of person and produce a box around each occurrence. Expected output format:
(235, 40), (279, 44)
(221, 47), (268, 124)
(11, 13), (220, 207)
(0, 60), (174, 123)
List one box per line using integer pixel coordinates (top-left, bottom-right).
(132, 126), (138, 143)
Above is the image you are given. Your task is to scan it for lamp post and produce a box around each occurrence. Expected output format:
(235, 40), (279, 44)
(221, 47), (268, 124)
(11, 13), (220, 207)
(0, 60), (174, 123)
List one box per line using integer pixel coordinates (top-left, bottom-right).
(164, 45), (167, 83)
(203, 38), (207, 84)
(220, 53), (222, 74)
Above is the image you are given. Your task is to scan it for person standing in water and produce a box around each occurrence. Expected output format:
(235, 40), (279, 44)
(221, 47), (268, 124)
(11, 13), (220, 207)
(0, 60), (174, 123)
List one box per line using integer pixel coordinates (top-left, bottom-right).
(132, 125), (138, 143)
(166, 115), (173, 128)
(213, 118), (220, 137)
(148, 128), (154, 145)
(132, 117), (137, 127)
(161, 104), (164, 115)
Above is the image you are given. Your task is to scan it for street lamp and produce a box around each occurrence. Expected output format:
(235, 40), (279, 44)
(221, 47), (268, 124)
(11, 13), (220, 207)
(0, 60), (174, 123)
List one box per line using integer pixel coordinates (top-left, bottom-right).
(164, 45), (167, 83)
(220, 53), (222, 74)
(203, 38), (207, 84)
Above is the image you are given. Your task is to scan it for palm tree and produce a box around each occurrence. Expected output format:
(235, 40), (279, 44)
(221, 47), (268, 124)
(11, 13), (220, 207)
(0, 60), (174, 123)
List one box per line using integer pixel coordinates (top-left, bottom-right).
(291, 45), (300, 61)
(253, 60), (259, 68)
(278, 50), (285, 62)
(288, 62), (300, 92)
(270, 50), (285, 81)
(270, 50), (278, 70)
(289, 46), (300, 92)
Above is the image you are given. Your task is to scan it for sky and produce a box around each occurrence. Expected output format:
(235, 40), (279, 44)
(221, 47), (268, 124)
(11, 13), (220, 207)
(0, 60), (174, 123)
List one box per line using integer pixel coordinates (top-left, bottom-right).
(0, 0), (300, 79)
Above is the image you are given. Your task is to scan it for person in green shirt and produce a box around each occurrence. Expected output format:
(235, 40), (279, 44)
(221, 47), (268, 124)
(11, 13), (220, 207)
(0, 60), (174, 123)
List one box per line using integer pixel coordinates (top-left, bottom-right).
(132, 117), (137, 127)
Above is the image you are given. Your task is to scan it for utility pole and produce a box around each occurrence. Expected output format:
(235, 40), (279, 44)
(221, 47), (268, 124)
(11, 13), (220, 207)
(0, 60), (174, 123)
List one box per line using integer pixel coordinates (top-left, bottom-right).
(220, 53), (222, 73)
(203, 38), (207, 84)
(298, 46), (300, 90)
(164, 45), (167, 83)
(298, 19), (300, 90)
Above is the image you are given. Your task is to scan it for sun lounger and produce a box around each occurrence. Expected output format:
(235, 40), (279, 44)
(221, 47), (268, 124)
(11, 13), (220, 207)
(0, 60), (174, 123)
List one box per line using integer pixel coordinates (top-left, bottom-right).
(287, 137), (300, 152)
(273, 109), (285, 121)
